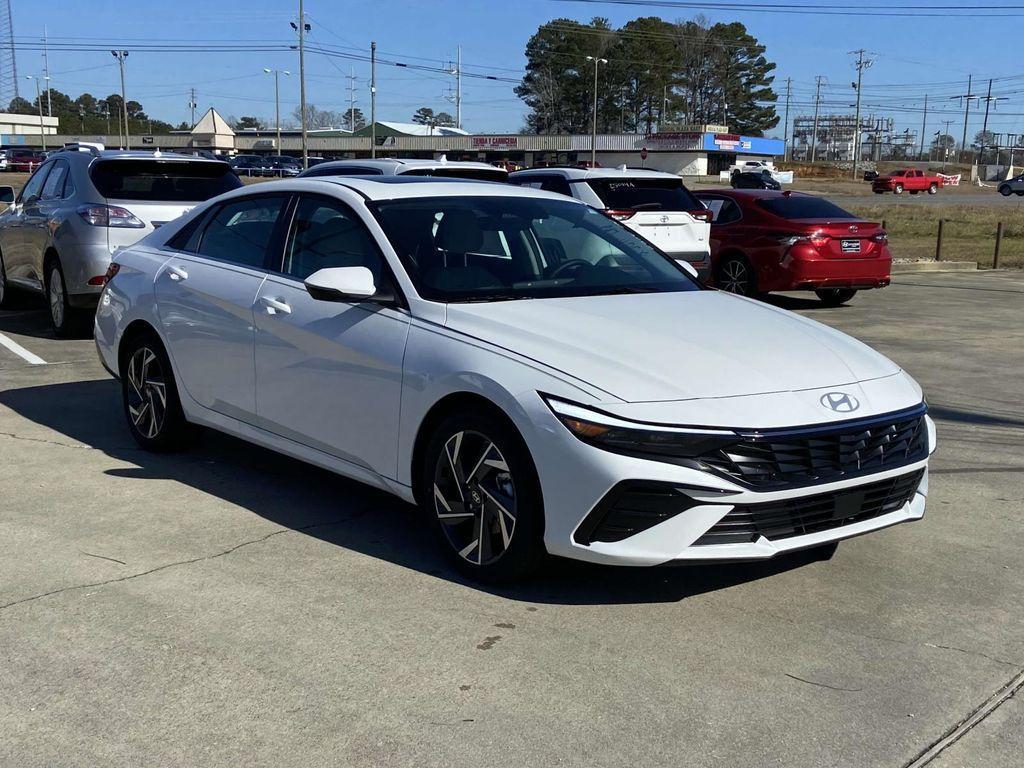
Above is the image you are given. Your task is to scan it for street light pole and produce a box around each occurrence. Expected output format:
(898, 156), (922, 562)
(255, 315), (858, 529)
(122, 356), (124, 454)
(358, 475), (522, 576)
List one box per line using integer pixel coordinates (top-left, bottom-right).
(264, 68), (290, 152)
(111, 50), (129, 149)
(585, 56), (607, 167)
(370, 41), (377, 158)
(26, 75), (47, 152)
(293, 0), (309, 169)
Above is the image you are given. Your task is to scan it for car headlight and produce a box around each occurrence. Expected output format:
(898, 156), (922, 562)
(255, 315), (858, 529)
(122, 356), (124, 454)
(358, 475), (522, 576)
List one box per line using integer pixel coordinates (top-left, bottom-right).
(543, 396), (739, 459)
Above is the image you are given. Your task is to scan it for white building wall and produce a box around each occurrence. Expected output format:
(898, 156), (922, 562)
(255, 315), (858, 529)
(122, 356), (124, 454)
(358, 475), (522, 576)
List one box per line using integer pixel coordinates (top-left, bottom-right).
(0, 112), (59, 135)
(597, 151), (707, 176)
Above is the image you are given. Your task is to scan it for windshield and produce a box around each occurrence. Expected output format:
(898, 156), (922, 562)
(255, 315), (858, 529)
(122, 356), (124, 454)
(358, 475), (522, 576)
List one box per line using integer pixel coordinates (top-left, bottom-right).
(372, 196), (700, 303)
(756, 196), (858, 220)
(90, 159), (242, 201)
(584, 177), (702, 211)
(400, 167), (509, 183)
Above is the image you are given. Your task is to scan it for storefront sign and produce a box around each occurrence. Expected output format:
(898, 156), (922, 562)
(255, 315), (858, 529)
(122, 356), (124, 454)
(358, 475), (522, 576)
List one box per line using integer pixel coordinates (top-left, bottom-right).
(642, 132), (702, 150)
(472, 136), (519, 148)
(712, 133), (751, 150)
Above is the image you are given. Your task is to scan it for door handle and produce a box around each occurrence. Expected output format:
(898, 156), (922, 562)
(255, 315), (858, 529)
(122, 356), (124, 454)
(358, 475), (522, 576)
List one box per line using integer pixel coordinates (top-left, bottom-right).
(165, 264), (188, 281)
(260, 296), (291, 315)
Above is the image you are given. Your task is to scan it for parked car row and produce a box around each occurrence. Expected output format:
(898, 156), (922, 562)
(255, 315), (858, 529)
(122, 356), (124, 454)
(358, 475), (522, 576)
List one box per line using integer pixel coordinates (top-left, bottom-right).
(0, 147), (930, 583)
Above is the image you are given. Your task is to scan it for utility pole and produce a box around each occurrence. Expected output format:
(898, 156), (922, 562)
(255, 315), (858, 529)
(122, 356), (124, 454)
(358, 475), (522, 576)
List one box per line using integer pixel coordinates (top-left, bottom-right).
(347, 66), (356, 132)
(810, 75), (824, 163)
(26, 75), (46, 152)
(919, 94), (928, 160)
(370, 41), (377, 158)
(978, 79), (1007, 164)
(42, 26), (51, 117)
(455, 45), (462, 129)
(188, 87), (197, 128)
(949, 75), (975, 163)
(111, 50), (129, 149)
(938, 119), (955, 169)
(850, 49), (872, 179)
(264, 69), (288, 151)
(292, 1), (309, 168)
(585, 56), (607, 167)
(782, 77), (792, 161)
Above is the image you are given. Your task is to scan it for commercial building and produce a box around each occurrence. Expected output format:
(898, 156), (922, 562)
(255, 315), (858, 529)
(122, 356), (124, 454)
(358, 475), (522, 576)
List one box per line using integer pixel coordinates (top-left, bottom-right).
(0, 111), (60, 144)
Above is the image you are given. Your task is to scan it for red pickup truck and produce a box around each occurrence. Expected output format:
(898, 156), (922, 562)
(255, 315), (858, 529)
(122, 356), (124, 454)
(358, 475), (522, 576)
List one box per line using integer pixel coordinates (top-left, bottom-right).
(872, 169), (943, 195)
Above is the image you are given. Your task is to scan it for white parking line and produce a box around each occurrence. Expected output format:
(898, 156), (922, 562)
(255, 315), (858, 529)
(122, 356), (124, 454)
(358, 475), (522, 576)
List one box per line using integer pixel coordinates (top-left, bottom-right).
(0, 332), (47, 365)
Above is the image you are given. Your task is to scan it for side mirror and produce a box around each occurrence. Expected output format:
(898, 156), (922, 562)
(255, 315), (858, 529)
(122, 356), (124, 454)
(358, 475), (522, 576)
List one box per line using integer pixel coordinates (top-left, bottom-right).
(0, 186), (14, 204)
(304, 266), (377, 302)
(676, 260), (699, 280)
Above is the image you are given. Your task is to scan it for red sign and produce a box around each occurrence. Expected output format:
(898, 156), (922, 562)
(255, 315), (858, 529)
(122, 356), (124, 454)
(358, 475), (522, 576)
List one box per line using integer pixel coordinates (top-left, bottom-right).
(472, 136), (519, 148)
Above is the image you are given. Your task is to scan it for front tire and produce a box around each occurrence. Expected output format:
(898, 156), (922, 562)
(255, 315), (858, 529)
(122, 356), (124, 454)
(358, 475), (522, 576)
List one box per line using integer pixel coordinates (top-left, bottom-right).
(815, 288), (857, 306)
(0, 252), (8, 309)
(928, 183), (938, 195)
(121, 332), (191, 452)
(422, 409), (545, 583)
(893, 184), (904, 195)
(998, 185), (1011, 196)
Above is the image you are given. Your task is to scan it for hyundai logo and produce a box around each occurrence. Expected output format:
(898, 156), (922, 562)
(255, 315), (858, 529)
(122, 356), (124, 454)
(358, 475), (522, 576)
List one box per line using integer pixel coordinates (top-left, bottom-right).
(820, 392), (860, 412)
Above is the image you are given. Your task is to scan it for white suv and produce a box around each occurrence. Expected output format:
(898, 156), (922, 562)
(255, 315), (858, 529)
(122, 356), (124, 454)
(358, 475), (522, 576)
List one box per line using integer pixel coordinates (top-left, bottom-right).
(509, 167), (711, 278)
(298, 157), (508, 183)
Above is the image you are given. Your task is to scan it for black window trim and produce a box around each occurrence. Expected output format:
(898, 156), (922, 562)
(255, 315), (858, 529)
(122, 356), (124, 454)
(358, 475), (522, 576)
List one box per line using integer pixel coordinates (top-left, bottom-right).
(270, 192), (408, 310)
(17, 162), (53, 205)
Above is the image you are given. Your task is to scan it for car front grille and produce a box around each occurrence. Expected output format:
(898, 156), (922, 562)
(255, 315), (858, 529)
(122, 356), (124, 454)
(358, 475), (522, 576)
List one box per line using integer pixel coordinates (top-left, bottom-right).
(693, 468), (925, 546)
(696, 406), (928, 490)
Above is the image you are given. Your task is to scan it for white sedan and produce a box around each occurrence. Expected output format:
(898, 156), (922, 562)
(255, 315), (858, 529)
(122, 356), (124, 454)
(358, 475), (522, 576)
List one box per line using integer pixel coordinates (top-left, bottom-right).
(95, 177), (936, 582)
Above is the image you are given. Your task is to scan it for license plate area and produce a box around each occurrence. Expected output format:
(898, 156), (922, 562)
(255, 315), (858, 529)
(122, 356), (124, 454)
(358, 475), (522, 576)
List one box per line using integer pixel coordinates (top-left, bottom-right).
(841, 239), (861, 254)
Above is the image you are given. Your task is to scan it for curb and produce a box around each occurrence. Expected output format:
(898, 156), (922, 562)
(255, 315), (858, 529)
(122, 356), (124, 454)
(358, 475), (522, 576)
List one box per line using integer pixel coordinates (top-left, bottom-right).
(891, 261), (977, 273)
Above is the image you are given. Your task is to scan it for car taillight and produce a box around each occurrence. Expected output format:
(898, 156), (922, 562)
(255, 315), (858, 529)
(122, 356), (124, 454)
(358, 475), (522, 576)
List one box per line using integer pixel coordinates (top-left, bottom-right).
(809, 234), (830, 248)
(688, 209), (712, 222)
(77, 204), (145, 229)
(872, 232), (888, 243)
(778, 231), (830, 248)
(604, 209), (636, 221)
(101, 262), (121, 285)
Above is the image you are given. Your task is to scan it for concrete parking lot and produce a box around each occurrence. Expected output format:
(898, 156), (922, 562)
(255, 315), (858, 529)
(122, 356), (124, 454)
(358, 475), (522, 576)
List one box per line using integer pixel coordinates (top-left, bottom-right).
(1, 272), (1022, 767)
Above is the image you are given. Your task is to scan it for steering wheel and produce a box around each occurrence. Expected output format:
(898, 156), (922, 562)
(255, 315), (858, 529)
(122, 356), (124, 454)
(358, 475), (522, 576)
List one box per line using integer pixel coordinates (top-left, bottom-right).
(549, 259), (592, 279)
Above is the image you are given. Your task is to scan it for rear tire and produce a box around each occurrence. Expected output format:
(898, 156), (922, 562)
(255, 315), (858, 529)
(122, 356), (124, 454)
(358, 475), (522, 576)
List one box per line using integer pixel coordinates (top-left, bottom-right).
(715, 254), (758, 296)
(421, 408), (545, 583)
(815, 288), (857, 306)
(45, 259), (90, 338)
(0, 251), (8, 309)
(121, 331), (192, 452)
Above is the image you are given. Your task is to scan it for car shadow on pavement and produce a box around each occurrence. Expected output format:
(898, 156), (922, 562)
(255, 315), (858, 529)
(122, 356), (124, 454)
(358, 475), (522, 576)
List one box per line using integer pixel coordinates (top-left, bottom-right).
(0, 294), (58, 340)
(0, 378), (826, 606)
(761, 294), (834, 311)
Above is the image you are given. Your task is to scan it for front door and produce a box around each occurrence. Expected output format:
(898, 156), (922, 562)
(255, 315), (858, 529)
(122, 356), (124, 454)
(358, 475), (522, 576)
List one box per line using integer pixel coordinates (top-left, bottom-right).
(254, 193), (410, 479)
(1, 163), (52, 286)
(154, 193), (289, 422)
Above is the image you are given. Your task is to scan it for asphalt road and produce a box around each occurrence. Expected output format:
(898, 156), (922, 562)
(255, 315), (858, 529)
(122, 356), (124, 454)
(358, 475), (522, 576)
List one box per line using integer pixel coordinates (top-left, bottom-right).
(1, 272), (1022, 767)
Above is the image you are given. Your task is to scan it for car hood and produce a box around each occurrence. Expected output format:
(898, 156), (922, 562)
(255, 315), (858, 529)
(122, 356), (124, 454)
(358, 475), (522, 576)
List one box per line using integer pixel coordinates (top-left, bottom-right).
(444, 291), (901, 403)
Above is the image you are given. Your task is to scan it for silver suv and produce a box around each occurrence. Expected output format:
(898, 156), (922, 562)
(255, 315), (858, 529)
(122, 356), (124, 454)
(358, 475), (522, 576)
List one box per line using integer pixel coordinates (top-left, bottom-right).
(0, 145), (241, 335)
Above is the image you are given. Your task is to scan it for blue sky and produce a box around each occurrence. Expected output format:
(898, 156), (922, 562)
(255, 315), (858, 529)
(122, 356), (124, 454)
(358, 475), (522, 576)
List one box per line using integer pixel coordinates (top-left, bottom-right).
(12, 0), (1024, 142)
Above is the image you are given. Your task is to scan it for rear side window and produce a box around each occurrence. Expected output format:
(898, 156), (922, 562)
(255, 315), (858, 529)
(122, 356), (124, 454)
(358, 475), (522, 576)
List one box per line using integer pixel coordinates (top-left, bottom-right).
(197, 195), (289, 269)
(756, 196), (857, 220)
(89, 160), (242, 201)
(585, 178), (701, 212)
(41, 161), (69, 200)
(401, 167), (508, 183)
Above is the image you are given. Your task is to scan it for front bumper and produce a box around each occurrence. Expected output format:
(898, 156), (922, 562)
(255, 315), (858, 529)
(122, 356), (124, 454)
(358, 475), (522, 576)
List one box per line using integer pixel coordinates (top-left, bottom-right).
(529, 389), (935, 566)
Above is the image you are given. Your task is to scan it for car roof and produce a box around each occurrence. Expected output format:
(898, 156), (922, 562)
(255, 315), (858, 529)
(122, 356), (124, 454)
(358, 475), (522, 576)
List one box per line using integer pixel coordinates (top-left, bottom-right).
(307, 157), (501, 173)
(53, 148), (228, 165)
(510, 166), (683, 181)
(695, 189), (808, 199)
(225, 175), (583, 203)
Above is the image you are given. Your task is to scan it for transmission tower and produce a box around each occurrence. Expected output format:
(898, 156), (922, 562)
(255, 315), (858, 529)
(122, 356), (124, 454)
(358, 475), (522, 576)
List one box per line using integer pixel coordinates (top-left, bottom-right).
(0, 0), (16, 107)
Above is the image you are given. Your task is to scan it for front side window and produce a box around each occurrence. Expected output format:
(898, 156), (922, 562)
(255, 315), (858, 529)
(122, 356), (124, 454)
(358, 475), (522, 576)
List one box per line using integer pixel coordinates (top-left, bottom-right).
(197, 195), (288, 269)
(282, 196), (384, 281)
(18, 164), (51, 203)
(372, 196), (699, 303)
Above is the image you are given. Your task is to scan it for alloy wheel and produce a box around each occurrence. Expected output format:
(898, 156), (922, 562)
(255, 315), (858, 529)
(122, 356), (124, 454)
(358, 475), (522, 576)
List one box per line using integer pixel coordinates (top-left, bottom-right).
(432, 430), (517, 566)
(126, 347), (168, 440)
(720, 260), (749, 295)
(49, 269), (65, 329)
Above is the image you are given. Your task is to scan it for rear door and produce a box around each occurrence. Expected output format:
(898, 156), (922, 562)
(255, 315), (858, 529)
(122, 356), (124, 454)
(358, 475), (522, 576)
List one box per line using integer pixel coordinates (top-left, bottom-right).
(583, 177), (710, 262)
(89, 158), (242, 252)
(154, 193), (289, 421)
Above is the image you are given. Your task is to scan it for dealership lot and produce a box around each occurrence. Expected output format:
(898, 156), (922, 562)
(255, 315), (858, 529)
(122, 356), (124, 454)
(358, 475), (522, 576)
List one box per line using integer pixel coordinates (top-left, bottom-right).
(1, 272), (1022, 766)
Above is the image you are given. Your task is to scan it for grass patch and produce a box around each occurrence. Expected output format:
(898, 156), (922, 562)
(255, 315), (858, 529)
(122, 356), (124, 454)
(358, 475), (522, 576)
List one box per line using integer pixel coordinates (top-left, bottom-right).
(845, 203), (1024, 269)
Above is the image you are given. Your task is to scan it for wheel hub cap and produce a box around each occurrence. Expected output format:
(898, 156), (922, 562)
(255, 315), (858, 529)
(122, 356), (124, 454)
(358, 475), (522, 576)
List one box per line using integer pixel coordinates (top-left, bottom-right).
(126, 347), (168, 440)
(433, 430), (517, 566)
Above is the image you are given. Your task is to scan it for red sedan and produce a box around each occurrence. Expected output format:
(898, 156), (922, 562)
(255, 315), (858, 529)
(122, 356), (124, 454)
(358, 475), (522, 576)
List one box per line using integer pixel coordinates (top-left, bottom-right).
(694, 189), (891, 305)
